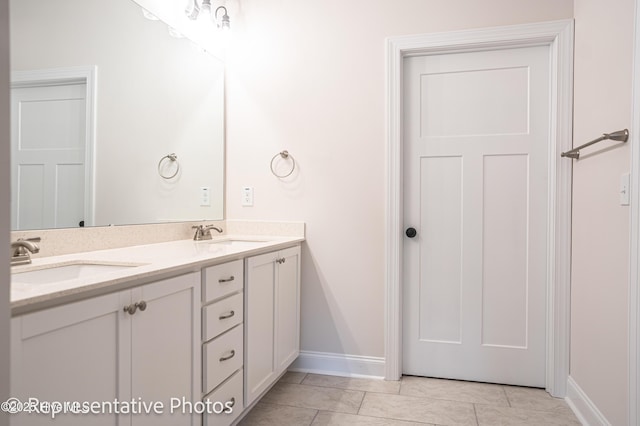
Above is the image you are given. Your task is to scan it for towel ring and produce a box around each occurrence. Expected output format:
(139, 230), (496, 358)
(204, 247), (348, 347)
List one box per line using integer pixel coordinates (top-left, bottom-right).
(158, 153), (180, 179)
(270, 150), (296, 178)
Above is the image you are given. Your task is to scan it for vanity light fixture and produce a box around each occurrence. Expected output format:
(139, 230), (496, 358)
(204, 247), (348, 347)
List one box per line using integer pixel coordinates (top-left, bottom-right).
(186, 0), (231, 30)
(215, 6), (231, 30)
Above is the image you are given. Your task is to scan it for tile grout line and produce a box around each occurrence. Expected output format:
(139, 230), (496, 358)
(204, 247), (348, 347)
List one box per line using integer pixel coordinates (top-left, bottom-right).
(356, 390), (366, 415)
(308, 409), (320, 426)
(299, 372), (309, 384)
(502, 386), (512, 407)
(473, 403), (480, 426)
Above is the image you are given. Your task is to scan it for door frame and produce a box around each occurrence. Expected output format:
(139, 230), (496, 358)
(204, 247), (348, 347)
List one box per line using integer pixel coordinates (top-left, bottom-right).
(629, 0), (640, 423)
(384, 20), (574, 397)
(10, 66), (97, 227)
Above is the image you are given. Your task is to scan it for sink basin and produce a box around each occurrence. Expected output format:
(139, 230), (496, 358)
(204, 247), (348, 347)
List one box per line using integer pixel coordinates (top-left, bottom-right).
(12, 262), (143, 285)
(208, 239), (270, 248)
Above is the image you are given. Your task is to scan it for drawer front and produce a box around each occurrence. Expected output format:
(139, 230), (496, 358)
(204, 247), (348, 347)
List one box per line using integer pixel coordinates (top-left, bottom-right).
(203, 369), (244, 426)
(204, 325), (243, 393)
(203, 292), (243, 341)
(203, 260), (244, 302)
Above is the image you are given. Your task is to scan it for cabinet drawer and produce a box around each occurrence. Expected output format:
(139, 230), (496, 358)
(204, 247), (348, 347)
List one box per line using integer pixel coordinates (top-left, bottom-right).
(203, 369), (244, 426)
(203, 260), (243, 302)
(204, 325), (243, 393)
(203, 292), (243, 341)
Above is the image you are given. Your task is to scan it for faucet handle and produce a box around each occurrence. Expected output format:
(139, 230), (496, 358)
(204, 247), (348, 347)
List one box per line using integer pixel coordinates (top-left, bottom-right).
(19, 237), (41, 243)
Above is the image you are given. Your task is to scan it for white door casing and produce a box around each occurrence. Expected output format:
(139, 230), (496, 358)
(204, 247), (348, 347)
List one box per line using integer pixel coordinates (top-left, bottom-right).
(403, 46), (549, 387)
(629, 0), (640, 423)
(10, 67), (96, 229)
(385, 20), (574, 397)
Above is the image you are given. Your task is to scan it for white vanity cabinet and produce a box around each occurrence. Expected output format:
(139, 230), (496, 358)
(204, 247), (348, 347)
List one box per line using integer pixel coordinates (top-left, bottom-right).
(245, 246), (301, 407)
(10, 272), (201, 426)
(201, 260), (244, 426)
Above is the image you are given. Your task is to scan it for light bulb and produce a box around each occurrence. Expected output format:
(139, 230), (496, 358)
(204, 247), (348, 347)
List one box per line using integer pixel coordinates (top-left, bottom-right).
(215, 6), (231, 30)
(200, 0), (213, 20)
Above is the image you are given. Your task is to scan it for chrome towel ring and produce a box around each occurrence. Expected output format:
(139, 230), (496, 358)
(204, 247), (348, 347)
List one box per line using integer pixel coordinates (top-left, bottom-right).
(158, 153), (180, 179)
(270, 150), (296, 178)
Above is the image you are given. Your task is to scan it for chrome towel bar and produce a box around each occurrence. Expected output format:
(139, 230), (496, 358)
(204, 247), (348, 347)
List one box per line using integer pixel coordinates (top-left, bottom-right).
(561, 129), (629, 160)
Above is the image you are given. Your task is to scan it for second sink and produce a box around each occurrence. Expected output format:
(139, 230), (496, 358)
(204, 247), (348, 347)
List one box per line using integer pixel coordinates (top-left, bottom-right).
(12, 261), (144, 285)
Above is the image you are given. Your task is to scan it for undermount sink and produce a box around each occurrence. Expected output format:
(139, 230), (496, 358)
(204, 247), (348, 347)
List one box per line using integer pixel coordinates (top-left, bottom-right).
(207, 239), (270, 248)
(12, 262), (143, 285)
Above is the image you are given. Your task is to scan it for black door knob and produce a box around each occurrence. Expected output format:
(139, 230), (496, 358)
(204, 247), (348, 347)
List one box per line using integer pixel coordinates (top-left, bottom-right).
(405, 227), (417, 238)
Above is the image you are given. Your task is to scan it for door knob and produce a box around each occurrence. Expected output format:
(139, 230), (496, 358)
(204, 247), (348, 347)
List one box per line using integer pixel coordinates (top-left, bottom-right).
(405, 227), (417, 238)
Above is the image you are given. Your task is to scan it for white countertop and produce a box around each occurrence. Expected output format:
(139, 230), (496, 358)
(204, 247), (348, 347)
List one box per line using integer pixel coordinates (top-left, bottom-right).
(11, 235), (304, 315)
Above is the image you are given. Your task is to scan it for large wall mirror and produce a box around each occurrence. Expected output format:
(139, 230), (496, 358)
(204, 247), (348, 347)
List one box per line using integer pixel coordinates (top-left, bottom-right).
(9, 0), (225, 230)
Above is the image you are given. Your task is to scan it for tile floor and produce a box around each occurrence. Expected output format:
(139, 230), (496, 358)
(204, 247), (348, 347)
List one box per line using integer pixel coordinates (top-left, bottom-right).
(238, 372), (581, 426)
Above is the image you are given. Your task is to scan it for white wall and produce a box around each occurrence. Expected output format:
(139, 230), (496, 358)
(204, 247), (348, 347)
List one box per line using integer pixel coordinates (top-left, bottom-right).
(225, 0), (573, 358)
(570, 0), (634, 424)
(0, 0), (10, 423)
(10, 0), (224, 227)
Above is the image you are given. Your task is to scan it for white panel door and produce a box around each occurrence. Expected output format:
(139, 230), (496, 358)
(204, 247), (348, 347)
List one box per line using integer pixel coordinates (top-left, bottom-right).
(11, 83), (87, 229)
(403, 46), (550, 387)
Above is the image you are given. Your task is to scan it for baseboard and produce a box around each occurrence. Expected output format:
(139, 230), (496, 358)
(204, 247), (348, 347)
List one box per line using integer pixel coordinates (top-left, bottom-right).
(288, 350), (386, 379)
(565, 376), (611, 425)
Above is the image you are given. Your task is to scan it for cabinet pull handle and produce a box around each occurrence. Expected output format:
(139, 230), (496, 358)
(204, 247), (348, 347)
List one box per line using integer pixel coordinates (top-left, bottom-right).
(219, 349), (236, 362)
(136, 301), (147, 311)
(218, 276), (235, 283)
(123, 304), (137, 315)
(227, 397), (235, 408)
(219, 310), (235, 320)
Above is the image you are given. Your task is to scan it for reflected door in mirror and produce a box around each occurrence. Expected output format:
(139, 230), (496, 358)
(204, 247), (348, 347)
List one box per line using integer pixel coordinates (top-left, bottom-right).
(11, 82), (88, 230)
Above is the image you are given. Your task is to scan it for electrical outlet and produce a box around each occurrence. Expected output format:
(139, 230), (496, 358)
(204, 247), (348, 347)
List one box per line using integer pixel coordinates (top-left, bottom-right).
(242, 187), (254, 206)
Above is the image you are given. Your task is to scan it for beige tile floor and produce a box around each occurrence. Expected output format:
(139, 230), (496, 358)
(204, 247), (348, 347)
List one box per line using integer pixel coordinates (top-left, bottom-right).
(238, 372), (582, 426)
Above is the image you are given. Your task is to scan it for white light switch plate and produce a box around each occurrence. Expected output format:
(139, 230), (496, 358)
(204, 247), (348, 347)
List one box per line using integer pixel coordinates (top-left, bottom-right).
(242, 187), (254, 206)
(621, 173), (630, 206)
(200, 187), (211, 206)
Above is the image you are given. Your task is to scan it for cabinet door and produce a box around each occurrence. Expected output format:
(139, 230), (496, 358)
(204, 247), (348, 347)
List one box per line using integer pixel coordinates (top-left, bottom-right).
(11, 292), (130, 426)
(244, 250), (278, 406)
(275, 246), (301, 373)
(130, 272), (200, 426)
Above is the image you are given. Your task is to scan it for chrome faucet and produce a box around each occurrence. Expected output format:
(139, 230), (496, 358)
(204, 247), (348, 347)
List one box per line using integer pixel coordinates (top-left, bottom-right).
(11, 237), (41, 266)
(192, 224), (223, 241)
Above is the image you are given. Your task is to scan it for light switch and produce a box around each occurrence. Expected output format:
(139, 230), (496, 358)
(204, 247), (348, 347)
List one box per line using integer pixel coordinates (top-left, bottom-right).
(242, 187), (254, 207)
(620, 173), (630, 206)
(200, 187), (211, 206)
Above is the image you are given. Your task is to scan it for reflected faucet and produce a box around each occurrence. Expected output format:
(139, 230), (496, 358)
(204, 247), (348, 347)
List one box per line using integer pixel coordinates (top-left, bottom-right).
(192, 224), (223, 241)
(11, 237), (41, 266)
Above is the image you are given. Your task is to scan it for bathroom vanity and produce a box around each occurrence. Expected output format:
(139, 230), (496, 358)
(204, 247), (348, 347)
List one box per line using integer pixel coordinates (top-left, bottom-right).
(9, 231), (303, 426)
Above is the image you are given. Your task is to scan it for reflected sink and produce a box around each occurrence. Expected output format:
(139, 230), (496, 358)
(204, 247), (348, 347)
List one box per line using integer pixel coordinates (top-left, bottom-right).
(209, 240), (270, 248)
(195, 239), (273, 252)
(12, 262), (143, 285)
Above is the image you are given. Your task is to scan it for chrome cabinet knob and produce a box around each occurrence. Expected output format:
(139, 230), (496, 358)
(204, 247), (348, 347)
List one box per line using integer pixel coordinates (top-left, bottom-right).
(124, 304), (137, 315)
(124, 301), (147, 315)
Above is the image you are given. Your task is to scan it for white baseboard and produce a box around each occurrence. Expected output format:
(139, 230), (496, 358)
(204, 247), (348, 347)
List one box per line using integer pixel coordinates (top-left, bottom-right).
(565, 376), (611, 425)
(288, 350), (386, 379)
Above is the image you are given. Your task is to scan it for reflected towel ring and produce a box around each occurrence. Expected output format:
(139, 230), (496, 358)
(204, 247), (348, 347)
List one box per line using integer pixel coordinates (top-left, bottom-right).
(270, 150), (296, 178)
(158, 153), (180, 179)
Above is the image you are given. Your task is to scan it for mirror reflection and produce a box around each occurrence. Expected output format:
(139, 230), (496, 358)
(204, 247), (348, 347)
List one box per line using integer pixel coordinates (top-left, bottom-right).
(9, 0), (225, 230)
